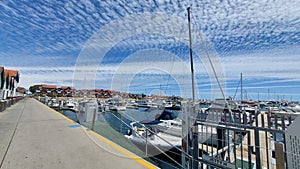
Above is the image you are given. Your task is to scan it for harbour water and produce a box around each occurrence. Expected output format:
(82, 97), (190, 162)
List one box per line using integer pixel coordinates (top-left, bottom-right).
(53, 98), (300, 169)
(60, 109), (79, 123)
(59, 108), (183, 169)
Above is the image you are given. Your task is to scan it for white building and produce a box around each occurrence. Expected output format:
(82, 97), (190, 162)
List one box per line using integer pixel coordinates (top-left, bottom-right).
(0, 66), (4, 100)
(0, 67), (20, 100)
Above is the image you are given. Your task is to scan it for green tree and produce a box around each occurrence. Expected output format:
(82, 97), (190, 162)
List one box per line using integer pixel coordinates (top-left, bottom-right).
(29, 84), (42, 94)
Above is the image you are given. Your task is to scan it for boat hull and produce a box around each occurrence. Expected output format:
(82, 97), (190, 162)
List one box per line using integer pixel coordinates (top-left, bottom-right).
(124, 135), (181, 156)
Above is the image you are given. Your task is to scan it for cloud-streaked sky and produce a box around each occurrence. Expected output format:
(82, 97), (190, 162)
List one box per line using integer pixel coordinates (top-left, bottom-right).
(0, 0), (299, 100)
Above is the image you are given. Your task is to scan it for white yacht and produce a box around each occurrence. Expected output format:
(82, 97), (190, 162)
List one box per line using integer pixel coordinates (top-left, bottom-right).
(64, 99), (76, 109)
(108, 96), (126, 112)
(156, 119), (182, 137)
(48, 98), (60, 109)
(124, 121), (181, 156)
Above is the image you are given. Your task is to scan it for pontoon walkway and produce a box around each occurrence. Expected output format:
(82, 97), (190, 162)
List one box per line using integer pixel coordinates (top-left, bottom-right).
(0, 98), (158, 169)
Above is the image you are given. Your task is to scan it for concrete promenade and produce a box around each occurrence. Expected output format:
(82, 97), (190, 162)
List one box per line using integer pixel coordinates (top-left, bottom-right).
(0, 98), (158, 169)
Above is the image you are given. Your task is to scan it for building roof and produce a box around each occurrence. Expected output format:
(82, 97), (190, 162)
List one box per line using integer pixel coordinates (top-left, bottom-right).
(60, 86), (69, 90)
(3, 69), (8, 78)
(0, 66), (4, 89)
(5, 69), (18, 77)
(42, 85), (57, 89)
(17, 87), (26, 93)
(4, 69), (19, 83)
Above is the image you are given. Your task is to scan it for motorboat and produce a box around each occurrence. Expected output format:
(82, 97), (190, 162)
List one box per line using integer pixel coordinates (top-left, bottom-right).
(137, 100), (158, 108)
(164, 100), (181, 110)
(124, 120), (182, 156)
(48, 98), (60, 109)
(64, 99), (76, 109)
(126, 99), (139, 109)
(107, 96), (126, 112)
(290, 104), (300, 112)
(156, 119), (182, 137)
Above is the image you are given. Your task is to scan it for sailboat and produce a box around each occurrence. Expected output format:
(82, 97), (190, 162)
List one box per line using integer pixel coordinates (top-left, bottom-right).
(123, 8), (242, 169)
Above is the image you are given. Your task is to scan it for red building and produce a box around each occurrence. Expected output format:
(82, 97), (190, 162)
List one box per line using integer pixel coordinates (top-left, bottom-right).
(0, 67), (20, 99)
(35, 84), (74, 97)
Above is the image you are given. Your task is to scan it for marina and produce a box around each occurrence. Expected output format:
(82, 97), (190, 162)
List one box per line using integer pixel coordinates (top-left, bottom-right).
(0, 1), (299, 169)
(35, 96), (300, 169)
(1, 81), (300, 169)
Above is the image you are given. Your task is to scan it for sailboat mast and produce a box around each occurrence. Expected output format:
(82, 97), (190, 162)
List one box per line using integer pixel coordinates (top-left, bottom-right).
(187, 7), (195, 104)
(187, 7), (199, 169)
(240, 72), (243, 103)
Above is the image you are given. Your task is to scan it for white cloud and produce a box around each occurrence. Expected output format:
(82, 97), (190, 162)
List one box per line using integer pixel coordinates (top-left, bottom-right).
(1, 0), (299, 99)
(221, 47), (300, 81)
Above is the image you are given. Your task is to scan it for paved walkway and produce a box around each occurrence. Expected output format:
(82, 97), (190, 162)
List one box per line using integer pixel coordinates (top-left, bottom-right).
(0, 98), (158, 169)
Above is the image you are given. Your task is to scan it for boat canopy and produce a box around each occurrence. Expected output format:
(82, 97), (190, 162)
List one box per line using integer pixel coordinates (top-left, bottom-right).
(139, 120), (162, 125)
(156, 110), (179, 120)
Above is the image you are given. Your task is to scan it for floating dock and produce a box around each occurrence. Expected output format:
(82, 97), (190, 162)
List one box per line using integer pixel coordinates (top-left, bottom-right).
(0, 98), (158, 169)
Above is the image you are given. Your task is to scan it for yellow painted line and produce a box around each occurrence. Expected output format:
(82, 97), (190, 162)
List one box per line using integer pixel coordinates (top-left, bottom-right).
(87, 130), (159, 169)
(34, 99), (158, 168)
(50, 109), (77, 124)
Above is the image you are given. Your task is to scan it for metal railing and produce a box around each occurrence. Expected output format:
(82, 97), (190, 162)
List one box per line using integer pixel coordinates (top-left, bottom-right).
(181, 106), (299, 169)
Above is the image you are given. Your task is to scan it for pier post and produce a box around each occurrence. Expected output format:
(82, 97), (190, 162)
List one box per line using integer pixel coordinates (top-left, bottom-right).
(77, 110), (81, 124)
(275, 142), (285, 169)
(91, 108), (96, 130)
(254, 116), (262, 169)
(145, 129), (148, 157)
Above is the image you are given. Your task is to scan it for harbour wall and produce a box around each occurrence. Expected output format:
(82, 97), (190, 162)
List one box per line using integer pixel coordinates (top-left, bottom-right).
(0, 97), (24, 112)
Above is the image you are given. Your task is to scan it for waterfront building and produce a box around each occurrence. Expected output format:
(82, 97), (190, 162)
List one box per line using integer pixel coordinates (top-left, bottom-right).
(39, 85), (57, 96)
(0, 67), (19, 100)
(32, 84), (75, 97)
(57, 86), (74, 97)
(0, 66), (4, 100)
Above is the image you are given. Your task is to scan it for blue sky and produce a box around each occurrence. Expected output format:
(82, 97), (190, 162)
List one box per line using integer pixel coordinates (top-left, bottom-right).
(0, 0), (299, 100)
